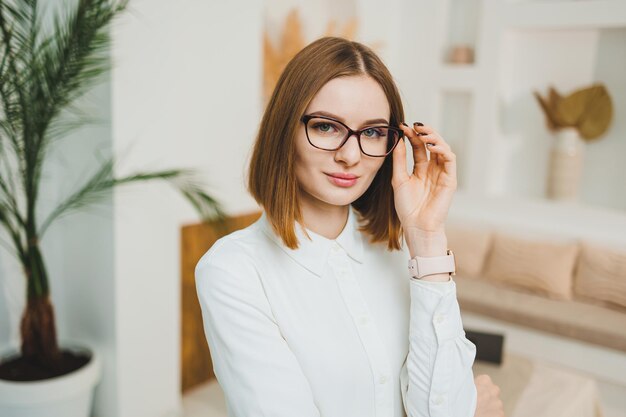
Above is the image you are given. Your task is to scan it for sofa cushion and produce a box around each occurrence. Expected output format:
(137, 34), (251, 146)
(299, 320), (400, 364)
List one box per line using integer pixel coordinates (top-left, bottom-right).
(455, 275), (626, 352)
(446, 222), (493, 278)
(482, 231), (580, 300)
(573, 241), (626, 310)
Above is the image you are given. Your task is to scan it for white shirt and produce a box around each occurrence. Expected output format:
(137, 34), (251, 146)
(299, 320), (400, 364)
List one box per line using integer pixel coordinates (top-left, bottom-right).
(195, 204), (478, 417)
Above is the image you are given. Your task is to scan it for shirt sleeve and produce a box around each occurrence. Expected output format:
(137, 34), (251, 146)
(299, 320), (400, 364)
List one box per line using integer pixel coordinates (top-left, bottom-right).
(195, 254), (321, 417)
(399, 276), (478, 417)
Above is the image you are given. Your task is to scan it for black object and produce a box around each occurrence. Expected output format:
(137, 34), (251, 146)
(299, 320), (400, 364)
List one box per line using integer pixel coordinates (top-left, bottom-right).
(464, 328), (505, 365)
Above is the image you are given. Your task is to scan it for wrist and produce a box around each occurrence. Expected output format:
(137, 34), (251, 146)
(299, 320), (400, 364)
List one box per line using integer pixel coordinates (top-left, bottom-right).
(405, 227), (448, 259)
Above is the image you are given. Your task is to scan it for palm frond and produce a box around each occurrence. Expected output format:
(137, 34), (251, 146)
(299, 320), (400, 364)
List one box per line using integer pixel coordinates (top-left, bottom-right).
(46, 111), (102, 144)
(27, 0), (128, 204)
(172, 177), (228, 221)
(34, 0), (122, 120)
(0, 120), (25, 221)
(1, 0), (127, 223)
(0, 234), (20, 260)
(0, 1), (31, 155)
(0, 0), (38, 70)
(0, 172), (25, 227)
(0, 199), (25, 260)
(38, 156), (226, 237)
(38, 155), (115, 236)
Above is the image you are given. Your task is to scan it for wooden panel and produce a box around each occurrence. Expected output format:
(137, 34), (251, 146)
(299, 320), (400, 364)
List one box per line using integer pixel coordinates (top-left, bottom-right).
(180, 210), (262, 393)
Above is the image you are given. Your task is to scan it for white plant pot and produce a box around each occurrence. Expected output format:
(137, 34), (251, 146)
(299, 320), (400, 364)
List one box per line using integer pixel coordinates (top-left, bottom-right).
(546, 127), (585, 201)
(0, 341), (101, 417)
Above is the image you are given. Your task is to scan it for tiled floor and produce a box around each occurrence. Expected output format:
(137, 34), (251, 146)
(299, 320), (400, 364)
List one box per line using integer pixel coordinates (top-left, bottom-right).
(182, 380), (228, 417)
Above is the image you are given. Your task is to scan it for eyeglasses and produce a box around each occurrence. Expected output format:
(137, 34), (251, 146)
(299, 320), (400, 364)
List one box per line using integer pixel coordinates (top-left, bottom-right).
(300, 114), (403, 157)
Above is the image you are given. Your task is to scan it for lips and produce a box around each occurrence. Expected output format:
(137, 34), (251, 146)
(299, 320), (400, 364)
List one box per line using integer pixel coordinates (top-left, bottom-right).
(327, 172), (358, 180)
(325, 172), (359, 187)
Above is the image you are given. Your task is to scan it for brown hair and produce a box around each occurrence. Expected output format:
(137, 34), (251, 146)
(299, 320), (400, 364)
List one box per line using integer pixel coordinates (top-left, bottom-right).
(247, 36), (405, 251)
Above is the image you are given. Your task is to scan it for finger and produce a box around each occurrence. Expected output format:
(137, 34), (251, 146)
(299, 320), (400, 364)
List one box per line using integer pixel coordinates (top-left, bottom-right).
(412, 122), (436, 137)
(415, 132), (452, 156)
(413, 127), (452, 152)
(413, 123), (457, 175)
(425, 142), (456, 169)
(391, 134), (409, 187)
(422, 140), (458, 179)
(400, 122), (428, 166)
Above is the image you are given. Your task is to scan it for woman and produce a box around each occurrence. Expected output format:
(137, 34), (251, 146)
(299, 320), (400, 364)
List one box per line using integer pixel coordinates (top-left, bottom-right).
(195, 36), (503, 417)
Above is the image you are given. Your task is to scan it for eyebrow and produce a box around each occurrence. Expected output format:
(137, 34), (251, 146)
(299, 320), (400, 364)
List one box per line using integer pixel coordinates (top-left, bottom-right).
(308, 110), (389, 126)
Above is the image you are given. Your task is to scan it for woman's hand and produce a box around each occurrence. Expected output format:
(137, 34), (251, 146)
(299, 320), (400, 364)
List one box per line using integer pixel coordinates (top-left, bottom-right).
(392, 122), (457, 234)
(474, 374), (505, 417)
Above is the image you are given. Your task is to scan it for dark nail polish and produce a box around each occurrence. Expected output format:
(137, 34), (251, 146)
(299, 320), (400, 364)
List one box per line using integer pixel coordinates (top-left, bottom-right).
(413, 122), (424, 127)
(401, 122), (408, 127)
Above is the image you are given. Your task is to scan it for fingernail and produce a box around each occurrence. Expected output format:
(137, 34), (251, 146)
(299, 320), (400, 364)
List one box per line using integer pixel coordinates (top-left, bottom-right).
(413, 122), (424, 127)
(401, 122), (408, 127)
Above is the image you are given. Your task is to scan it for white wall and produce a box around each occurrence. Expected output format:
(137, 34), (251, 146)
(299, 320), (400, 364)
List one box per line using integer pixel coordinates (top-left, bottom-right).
(110, 1), (262, 416)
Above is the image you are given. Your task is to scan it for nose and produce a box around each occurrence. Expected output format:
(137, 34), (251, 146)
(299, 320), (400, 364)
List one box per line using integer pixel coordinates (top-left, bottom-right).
(334, 133), (361, 165)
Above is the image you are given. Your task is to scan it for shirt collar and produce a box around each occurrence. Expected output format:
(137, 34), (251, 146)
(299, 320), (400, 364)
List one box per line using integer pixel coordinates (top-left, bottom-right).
(258, 205), (365, 277)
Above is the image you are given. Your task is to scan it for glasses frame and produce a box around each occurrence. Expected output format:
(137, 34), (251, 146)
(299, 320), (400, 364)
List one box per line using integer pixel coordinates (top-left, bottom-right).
(300, 114), (404, 158)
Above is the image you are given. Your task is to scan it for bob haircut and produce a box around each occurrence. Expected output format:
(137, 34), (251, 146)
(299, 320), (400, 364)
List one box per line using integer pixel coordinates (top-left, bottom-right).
(247, 36), (405, 251)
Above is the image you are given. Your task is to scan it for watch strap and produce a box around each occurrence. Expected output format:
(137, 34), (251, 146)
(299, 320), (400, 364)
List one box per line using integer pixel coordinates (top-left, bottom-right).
(408, 249), (456, 279)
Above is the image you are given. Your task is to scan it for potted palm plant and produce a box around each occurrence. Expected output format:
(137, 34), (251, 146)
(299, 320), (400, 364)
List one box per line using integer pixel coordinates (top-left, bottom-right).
(0, 0), (225, 415)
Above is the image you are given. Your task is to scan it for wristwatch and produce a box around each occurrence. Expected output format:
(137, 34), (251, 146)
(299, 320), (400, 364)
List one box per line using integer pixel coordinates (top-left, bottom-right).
(408, 249), (456, 279)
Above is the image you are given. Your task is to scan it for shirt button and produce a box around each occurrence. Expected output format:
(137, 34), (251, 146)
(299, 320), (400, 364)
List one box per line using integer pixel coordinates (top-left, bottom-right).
(433, 314), (446, 325)
(379, 375), (388, 384)
(359, 317), (369, 325)
(332, 242), (341, 253)
(433, 395), (445, 405)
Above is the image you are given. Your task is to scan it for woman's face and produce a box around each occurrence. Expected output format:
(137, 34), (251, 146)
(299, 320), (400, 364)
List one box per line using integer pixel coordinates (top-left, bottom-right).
(294, 75), (391, 211)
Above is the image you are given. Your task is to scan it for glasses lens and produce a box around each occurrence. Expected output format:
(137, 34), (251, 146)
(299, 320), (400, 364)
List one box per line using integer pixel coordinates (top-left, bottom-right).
(306, 117), (348, 151)
(360, 126), (401, 156)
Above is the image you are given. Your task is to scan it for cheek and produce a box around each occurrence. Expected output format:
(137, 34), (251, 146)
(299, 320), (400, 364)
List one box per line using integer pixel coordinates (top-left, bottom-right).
(295, 135), (327, 172)
(364, 159), (386, 181)
(294, 149), (327, 196)
(357, 160), (387, 191)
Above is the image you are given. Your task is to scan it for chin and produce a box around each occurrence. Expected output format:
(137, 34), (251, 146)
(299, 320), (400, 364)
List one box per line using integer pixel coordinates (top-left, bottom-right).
(322, 186), (368, 206)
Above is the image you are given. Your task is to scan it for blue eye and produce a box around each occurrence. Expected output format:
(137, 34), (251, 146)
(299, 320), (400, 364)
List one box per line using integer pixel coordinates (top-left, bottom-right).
(363, 128), (383, 138)
(312, 121), (340, 134)
(318, 123), (331, 132)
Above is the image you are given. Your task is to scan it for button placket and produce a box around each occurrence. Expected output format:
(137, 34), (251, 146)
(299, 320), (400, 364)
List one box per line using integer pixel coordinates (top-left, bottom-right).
(332, 256), (393, 417)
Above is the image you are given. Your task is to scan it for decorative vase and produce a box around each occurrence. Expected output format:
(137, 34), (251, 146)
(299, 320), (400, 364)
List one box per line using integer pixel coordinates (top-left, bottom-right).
(546, 127), (585, 201)
(0, 341), (101, 417)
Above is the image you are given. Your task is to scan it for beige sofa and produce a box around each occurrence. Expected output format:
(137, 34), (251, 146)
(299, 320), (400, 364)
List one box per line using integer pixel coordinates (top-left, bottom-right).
(446, 221), (626, 353)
